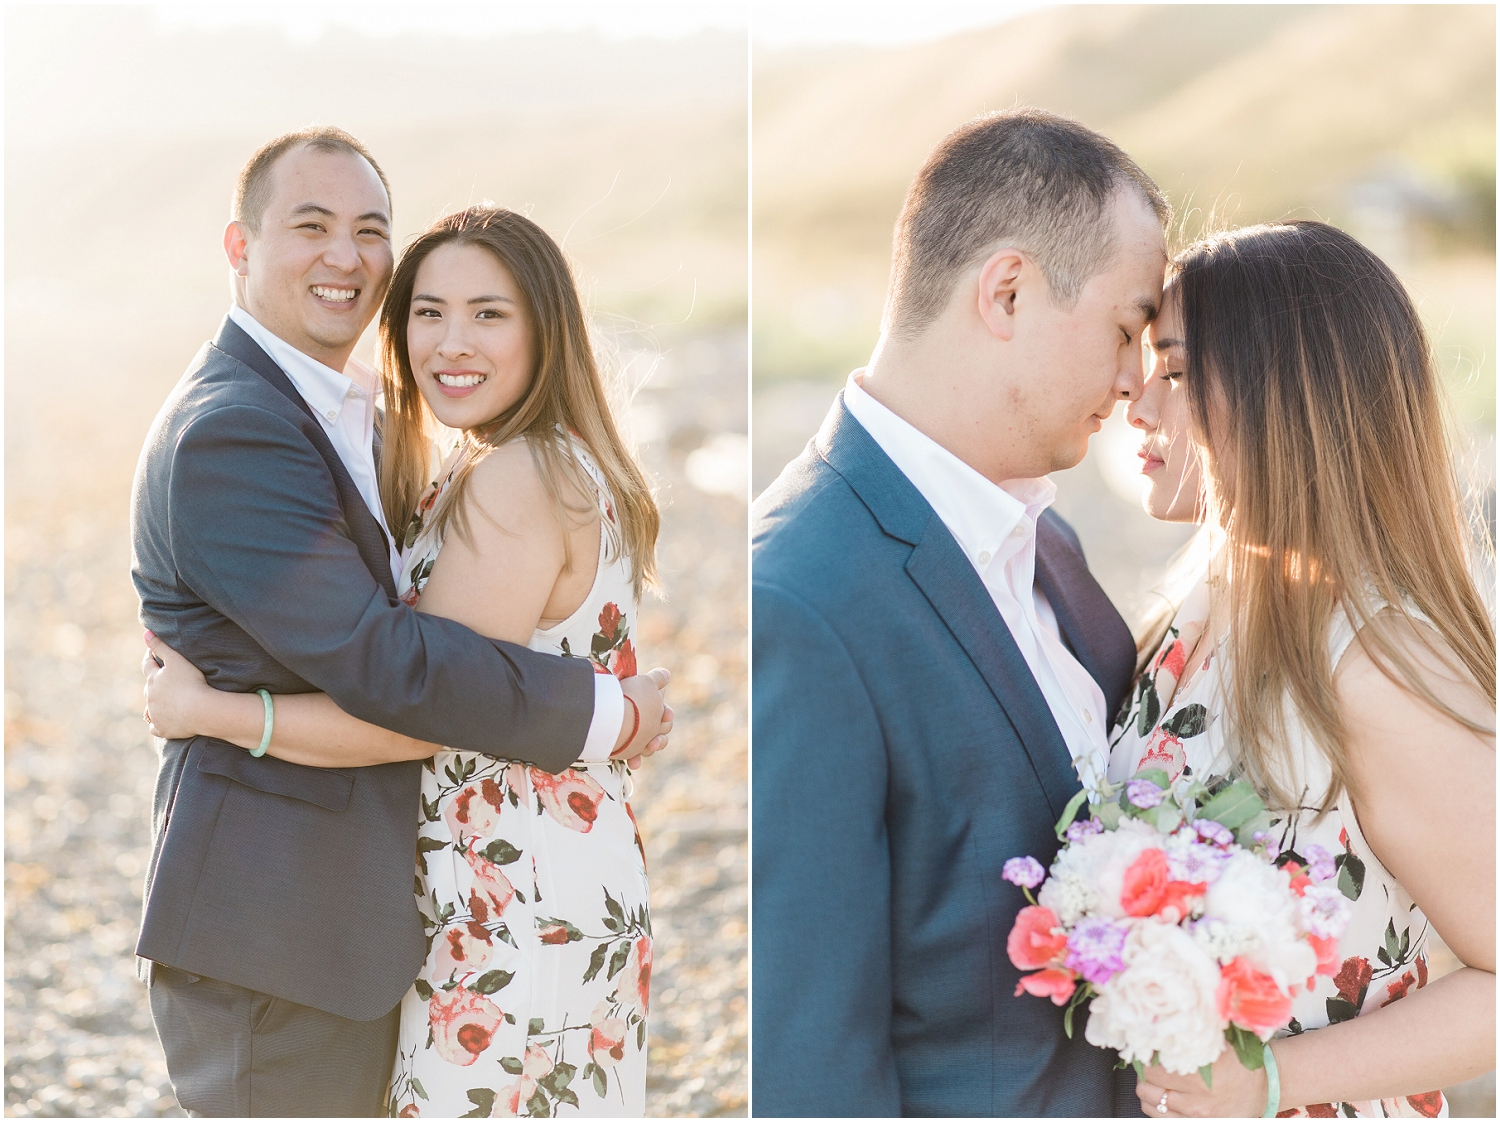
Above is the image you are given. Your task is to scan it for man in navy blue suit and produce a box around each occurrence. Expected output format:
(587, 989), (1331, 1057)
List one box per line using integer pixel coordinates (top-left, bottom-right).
(752, 108), (1168, 1116)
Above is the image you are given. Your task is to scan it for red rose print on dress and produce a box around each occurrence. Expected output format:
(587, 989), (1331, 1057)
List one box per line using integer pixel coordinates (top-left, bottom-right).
(1154, 638), (1187, 681)
(434, 922), (492, 982)
(428, 985), (505, 1066)
(531, 767), (607, 833)
(1333, 956), (1373, 1008)
(1138, 729), (1185, 782)
(613, 638), (637, 679)
(499, 1042), (555, 1115)
(598, 603), (623, 643)
(463, 842), (516, 916)
(539, 923), (571, 945)
(444, 778), (505, 843)
(588, 1000), (629, 1067)
(1380, 970), (1417, 1008)
(1405, 1091), (1444, 1117)
(617, 935), (652, 1011)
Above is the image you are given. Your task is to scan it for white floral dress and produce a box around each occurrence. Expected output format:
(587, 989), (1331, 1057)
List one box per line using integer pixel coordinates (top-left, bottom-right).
(1108, 563), (1447, 1119)
(386, 440), (650, 1119)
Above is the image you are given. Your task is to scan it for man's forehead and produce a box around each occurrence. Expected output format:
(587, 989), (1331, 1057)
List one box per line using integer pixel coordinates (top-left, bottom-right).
(267, 146), (389, 213)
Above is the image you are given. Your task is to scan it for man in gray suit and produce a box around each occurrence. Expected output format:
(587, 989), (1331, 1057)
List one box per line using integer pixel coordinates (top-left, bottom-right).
(131, 127), (670, 1116)
(752, 109), (1167, 1115)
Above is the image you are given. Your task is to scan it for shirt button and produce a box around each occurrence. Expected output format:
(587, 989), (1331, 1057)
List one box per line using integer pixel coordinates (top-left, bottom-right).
(347, 387), (360, 398)
(1011, 523), (1028, 539)
(325, 409), (338, 421)
(977, 551), (991, 566)
(1083, 709), (1094, 724)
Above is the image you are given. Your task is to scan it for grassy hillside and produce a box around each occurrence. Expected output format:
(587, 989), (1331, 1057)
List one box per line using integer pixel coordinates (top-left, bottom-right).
(753, 2), (1495, 420)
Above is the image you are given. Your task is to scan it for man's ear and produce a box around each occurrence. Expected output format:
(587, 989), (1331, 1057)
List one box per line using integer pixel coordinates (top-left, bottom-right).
(975, 248), (1027, 341)
(224, 221), (251, 276)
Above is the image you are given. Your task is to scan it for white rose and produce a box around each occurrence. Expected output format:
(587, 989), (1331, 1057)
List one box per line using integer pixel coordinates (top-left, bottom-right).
(1049, 818), (1163, 921)
(1202, 851), (1316, 993)
(1085, 920), (1225, 1075)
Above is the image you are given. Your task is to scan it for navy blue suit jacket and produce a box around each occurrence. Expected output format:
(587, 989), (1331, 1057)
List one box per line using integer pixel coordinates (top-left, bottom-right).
(130, 318), (596, 1019)
(752, 396), (1141, 1116)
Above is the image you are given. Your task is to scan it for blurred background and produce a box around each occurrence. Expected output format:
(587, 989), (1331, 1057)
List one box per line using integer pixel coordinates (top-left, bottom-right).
(5, 3), (746, 1116)
(752, 4), (1493, 1115)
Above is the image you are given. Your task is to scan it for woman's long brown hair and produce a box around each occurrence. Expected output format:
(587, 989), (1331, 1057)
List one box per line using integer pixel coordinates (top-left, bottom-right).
(377, 207), (658, 598)
(1175, 220), (1494, 814)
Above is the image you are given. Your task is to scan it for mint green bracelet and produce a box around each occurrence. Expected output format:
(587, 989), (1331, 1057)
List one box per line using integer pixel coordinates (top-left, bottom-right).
(1262, 1040), (1281, 1117)
(252, 689), (273, 757)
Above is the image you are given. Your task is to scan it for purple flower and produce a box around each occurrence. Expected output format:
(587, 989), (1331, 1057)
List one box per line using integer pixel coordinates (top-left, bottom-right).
(1303, 843), (1336, 883)
(1002, 856), (1046, 890)
(1065, 817), (1104, 843)
(1252, 830), (1281, 861)
(1193, 819), (1234, 848)
(1126, 779), (1165, 809)
(1064, 917), (1128, 985)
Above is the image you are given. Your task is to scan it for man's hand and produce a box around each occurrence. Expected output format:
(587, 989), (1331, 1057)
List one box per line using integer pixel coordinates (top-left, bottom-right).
(614, 668), (673, 769)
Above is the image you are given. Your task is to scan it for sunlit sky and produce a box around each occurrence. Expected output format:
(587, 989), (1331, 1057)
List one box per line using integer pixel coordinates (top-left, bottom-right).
(140, 1), (1049, 46)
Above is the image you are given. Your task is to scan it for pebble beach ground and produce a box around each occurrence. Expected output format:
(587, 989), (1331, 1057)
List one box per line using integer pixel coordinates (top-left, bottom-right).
(4, 330), (748, 1118)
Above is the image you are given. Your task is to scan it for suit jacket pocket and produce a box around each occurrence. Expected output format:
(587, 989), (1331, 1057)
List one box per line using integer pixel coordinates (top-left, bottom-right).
(194, 738), (354, 812)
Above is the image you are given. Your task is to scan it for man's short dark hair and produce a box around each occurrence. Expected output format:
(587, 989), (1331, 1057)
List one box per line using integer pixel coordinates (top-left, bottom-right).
(885, 107), (1168, 338)
(232, 126), (392, 235)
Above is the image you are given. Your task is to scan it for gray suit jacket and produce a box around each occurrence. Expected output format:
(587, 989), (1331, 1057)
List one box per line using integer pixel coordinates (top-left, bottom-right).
(752, 396), (1141, 1115)
(130, 317), (596, 1020)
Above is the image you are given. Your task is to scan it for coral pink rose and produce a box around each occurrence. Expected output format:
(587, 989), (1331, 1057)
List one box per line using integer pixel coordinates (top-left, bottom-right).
(613, 638), (637, 679)
(588, 1000), (629, 1067)
(463, 843), (516, 916)
(1006, 906), (1068, 971)
(617, 935), (652, 1011)
(1415, 954), (1428, 989)
(598, 603), (623, 643)
(1014, 967), (1077, 1005)
(1281, 860), (1312, 897)
(428, 985), (505, 1066)
(532, 768), (607, 833)
(1307, 934), (1339, 978)
(434, 923), (492, 981)
(539, 923), (572, 945)
(397, 1104), (420, 1117)
(1217, 956), (1292, 1037)
(444, 778), (505, 843)
(1120, 849), (1205, 920)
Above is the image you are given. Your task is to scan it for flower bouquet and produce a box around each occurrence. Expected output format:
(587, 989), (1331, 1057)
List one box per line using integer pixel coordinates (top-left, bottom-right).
(1003, 771), (1350, 1084)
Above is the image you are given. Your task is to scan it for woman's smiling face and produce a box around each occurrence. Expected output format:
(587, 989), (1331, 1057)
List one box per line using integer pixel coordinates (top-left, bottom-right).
(1127, 286), (1205, 522)
(406, 241), (535, 431)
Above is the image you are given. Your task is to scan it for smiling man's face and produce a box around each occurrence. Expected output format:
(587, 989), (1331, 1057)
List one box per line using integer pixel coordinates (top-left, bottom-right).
(228, 144), (393, 368)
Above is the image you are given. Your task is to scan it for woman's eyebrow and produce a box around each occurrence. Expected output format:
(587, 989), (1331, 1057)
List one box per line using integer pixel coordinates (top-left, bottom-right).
(1149, 336), (1183, 352)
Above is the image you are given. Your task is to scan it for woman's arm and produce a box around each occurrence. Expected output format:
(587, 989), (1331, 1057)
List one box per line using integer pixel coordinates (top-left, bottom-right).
(143, 441), (601, 768)
(144, 637), (441, 765)
(1137, 615), (1494, 1116)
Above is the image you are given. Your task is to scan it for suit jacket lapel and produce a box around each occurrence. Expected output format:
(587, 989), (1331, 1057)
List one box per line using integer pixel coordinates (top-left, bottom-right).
(213, 317), (399, 600)
(818, 397), (1083, 823)
(1033, 515), (1136, 724)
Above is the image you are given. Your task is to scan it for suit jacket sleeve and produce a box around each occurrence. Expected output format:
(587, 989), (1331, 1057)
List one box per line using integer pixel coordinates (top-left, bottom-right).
(167, 403), (593, 772)
(752, 580), (900, 1116)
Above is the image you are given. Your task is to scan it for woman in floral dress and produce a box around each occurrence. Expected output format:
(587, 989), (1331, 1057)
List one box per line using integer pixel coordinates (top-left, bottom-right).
(143, 208), (661, 1116)
(1110, 223), (1492, 1117)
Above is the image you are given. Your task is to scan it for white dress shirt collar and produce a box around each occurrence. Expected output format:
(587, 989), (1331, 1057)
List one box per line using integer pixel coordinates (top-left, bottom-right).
(228, 305), (367, 424)
(842, 369), (1058, 564)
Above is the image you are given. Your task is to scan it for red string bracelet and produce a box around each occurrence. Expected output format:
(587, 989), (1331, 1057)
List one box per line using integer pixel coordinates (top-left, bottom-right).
(620, 695), (641, 752)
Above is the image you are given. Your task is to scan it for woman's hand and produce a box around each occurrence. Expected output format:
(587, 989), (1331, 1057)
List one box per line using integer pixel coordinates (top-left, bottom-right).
(1135, 1043), (1272, 1117)
(141, 632), (215, 740)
